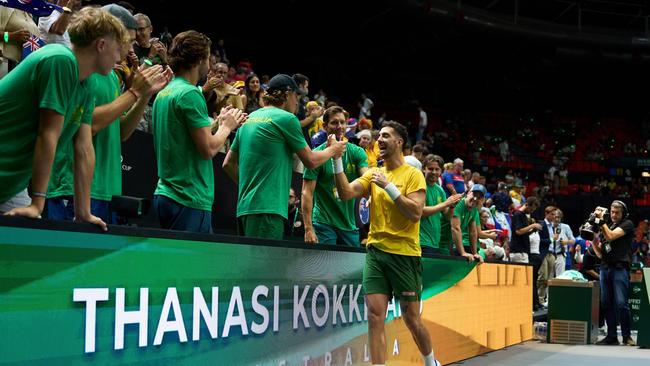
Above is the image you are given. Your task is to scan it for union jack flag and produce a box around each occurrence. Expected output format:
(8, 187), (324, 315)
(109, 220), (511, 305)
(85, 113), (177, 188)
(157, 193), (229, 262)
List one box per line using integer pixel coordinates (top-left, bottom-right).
(21, 34), (46, 61)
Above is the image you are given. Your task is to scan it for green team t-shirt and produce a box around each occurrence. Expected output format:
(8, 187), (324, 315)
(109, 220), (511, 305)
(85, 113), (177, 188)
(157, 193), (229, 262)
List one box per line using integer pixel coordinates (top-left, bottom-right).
(47, 71), (122, 200)
(419, 183), (446, 248)
(0, 44), (93, 202)
(230, 106), (307, 219)
(89, 71), (122, 201)
(439, 213), (452, 251)
(152, 77), (213, 211)
(303, 142), (368, 231)
(453, 200), (480, 249)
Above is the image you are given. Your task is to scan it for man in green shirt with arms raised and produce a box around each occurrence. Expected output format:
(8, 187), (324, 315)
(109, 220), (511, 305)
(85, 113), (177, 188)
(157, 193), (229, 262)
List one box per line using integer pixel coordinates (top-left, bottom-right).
(302, 106), (368, 246)
(223, 74), (346, 240)
(420, 154), (463, 255)
(45, 4), (172, 224)
(0, 7), (131, 231)
(452, 184), (487, 263)
(153, 30), (245, 233)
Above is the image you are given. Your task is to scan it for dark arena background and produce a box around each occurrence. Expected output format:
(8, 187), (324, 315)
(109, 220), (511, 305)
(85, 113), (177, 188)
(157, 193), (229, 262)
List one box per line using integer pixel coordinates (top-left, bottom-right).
(118, 0), (650, 231)
(1, 1), (650, 366)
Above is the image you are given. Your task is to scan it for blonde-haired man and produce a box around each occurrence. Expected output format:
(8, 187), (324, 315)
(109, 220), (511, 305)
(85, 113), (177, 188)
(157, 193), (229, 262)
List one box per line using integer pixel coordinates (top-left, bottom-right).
(0, 7), (129, 230)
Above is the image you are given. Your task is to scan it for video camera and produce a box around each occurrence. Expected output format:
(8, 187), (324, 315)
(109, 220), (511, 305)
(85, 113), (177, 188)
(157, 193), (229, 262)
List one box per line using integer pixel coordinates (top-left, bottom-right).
(579, 207), (609, 241)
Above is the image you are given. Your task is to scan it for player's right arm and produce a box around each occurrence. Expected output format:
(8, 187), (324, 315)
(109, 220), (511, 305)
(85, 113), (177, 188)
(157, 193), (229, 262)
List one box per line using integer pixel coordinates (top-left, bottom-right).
(301, 179), (318, 243)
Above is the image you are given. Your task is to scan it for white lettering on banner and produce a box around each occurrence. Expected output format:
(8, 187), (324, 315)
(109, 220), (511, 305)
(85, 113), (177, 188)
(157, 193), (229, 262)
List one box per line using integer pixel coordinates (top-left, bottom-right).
(278, 360), (286, 366)
(302, 355), (311, 366)
(312, 285), (330, 327)
(73, 288), (109, 353)
(345, 347), (353, 365)
(222, 286), (249, 337)
(393, 338), (399, 355)
(192, 287), (219, 341)
(154, 288), (188, 345)
(294, 285), (311, 329)
(273, 285), (280, 332)
(364, 344), (370, 361)
(332, 284), (347, 325)
(251, 285), (270, 334)
(75, 284), (380, 353)
(114, 288), (149, 350)
(349, 284), (362, 322)
(325, 351), (332, 366)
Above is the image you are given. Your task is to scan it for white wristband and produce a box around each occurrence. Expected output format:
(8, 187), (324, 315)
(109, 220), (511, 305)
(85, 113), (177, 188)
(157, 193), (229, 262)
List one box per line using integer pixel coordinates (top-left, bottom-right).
(384, 183), (401, 201)
(333, 157), (344, 174)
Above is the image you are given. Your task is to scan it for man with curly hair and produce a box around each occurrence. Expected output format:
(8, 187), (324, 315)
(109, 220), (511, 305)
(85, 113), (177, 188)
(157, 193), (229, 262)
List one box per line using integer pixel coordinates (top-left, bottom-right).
(152, 30), (246, 233)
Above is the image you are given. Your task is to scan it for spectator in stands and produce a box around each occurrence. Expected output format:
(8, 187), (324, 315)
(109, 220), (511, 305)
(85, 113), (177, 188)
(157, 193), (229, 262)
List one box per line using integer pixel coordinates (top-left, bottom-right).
(593, 201), (635, 346)
(152, 30), (245, 233)
(302, 106), (369, 246)
(420, 155), (463, 255)
(499, 139), (510, 162)
(411, 144), (428, 163)
(293, 73), (323, 147)
(209, 52), (220, 71)
(451, 184), (487, 263)
(442, 158), (465, 197)
(538, 205), (558, 306)
(358, 93), (374, 119)
(357, 129), (379, 168)
(223, 74), (346, 240)
(404, 144), (425, 170)
(509, 197), (541, 264)
(0, 6), (39, 76)
(471, 172), (481, 188)
(45, 4), (172, 225)
(133, 13), (167, 65)
(285, 187), (303, 238)
(417, 105), (427, 142)
(214, 38), (228, 64)
(559, 165), (568, 189)
(478, 208), (498, 250)
(510, 183), (524, 209)
(225, 66), (236, 84)
(233, 62), (248, 82)
(0, 7), (127, 230)
(204, 62), (243, 116)
(242, 74), (263, 114)
(463, 169), (473, 191)
(38, 0), (79, 49)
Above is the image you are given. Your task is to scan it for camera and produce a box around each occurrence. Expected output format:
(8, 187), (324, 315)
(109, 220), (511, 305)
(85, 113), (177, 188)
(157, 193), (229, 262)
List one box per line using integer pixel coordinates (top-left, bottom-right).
(579, 207), (609, 241)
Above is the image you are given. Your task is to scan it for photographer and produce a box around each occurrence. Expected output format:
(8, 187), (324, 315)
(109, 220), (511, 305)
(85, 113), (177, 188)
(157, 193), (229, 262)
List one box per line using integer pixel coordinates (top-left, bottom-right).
(593, 201), (635, 346)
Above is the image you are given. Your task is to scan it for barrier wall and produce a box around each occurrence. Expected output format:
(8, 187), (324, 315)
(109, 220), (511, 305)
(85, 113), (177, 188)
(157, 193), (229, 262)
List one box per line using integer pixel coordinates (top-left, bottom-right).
(0, 217), (532, 365)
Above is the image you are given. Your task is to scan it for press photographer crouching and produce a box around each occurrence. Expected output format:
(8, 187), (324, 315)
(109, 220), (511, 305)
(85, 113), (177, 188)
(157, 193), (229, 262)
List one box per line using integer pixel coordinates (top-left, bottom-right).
(586, 201), (636, 346)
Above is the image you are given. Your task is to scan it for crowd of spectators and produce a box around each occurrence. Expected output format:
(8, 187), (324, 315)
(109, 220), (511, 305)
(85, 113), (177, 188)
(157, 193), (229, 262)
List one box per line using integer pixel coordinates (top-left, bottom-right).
(0, 0), (648, 285)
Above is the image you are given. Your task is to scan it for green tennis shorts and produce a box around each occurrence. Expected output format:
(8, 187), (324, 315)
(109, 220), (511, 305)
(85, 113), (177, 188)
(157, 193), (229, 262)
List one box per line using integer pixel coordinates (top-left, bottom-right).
(363, 245), (422, 302)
